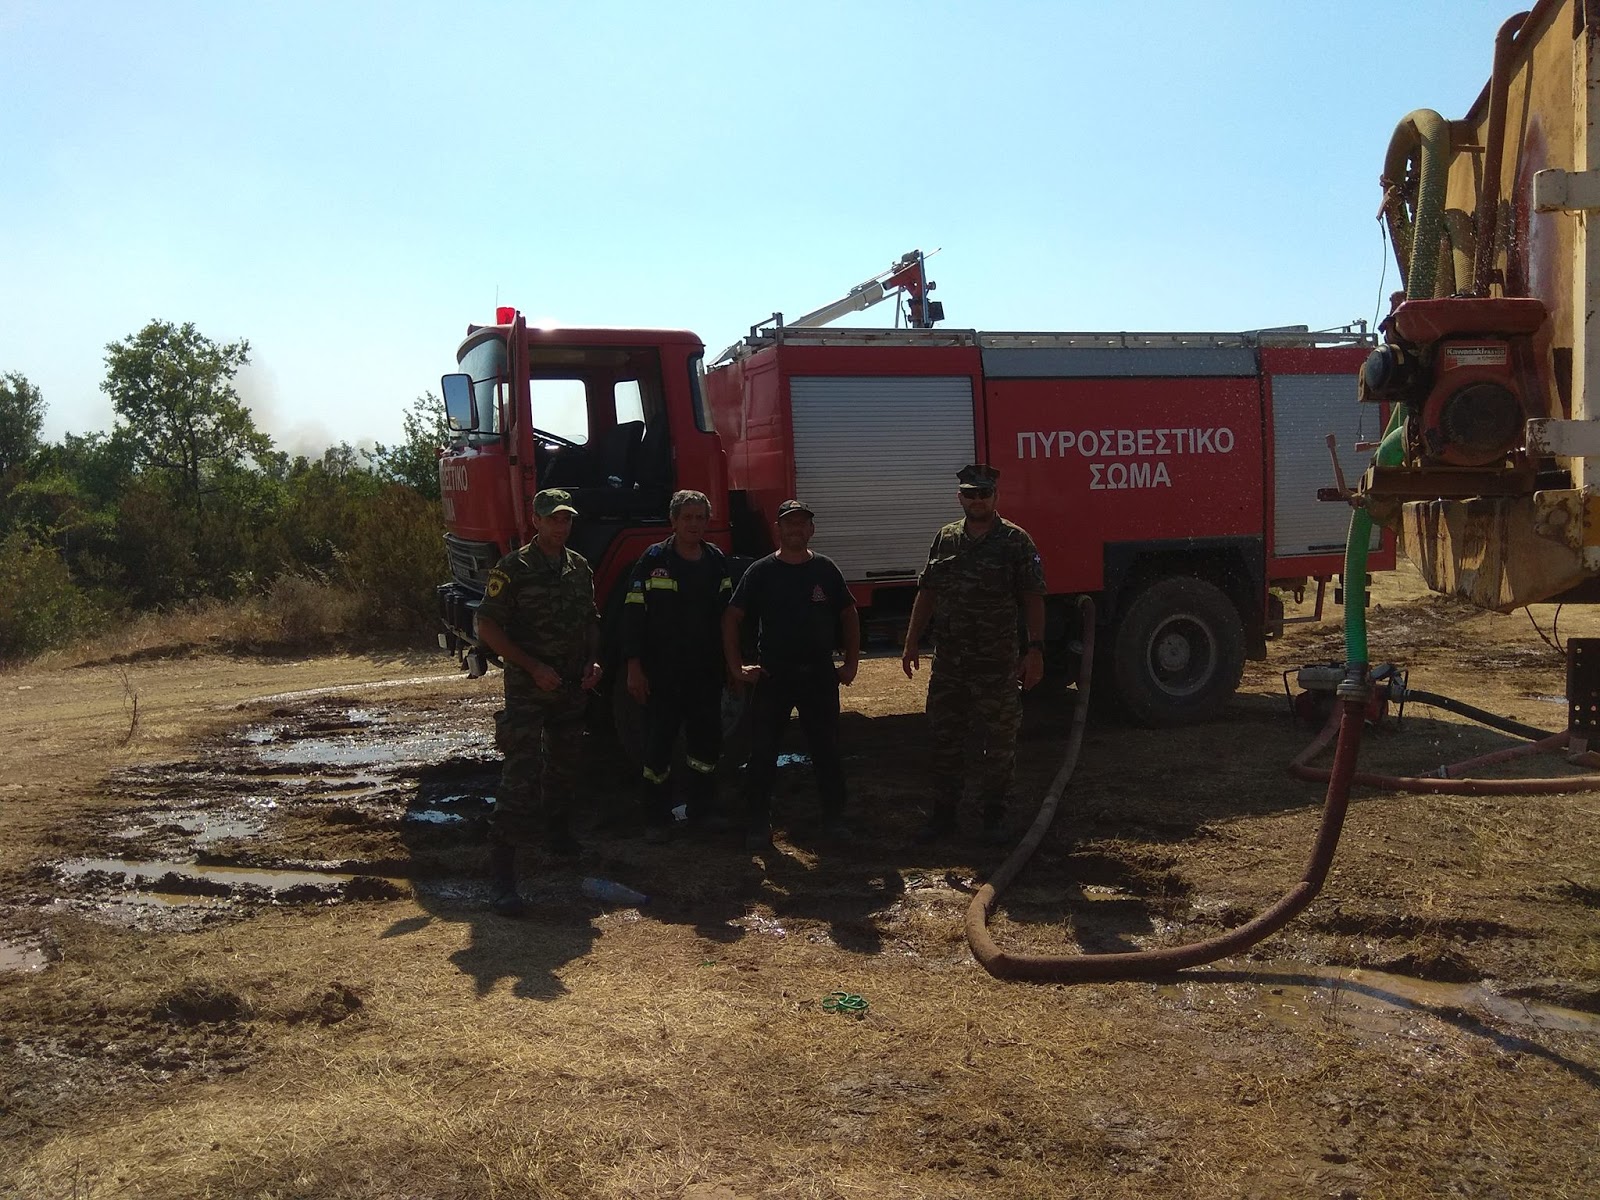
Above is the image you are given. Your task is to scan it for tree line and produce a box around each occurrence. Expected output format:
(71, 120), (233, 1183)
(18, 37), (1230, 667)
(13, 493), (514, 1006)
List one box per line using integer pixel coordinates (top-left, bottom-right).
(0, 319), (450, 662)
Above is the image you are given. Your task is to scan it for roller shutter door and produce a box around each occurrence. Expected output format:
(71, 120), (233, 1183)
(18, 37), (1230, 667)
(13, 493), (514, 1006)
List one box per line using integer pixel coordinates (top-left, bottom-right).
(790, 376), (975, 583)
(1271, 373), (1381, 557)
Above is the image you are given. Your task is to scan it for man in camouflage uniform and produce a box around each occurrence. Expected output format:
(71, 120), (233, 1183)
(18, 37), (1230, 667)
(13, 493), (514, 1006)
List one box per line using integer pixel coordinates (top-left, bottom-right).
(474, 488), (602, 915)
(902, 464), (1047, 843)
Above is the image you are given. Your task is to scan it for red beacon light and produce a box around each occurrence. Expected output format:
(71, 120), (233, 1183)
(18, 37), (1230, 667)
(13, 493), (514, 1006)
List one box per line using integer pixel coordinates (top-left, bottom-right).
(495, 306), (516, 325)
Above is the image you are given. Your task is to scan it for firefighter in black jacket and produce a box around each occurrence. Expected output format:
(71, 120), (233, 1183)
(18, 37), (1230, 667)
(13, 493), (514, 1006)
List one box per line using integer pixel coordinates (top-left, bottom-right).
(621, 489), (734, 841)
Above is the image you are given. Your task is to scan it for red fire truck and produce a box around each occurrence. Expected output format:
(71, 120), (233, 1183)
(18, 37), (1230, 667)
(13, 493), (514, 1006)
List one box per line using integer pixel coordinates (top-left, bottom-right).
(437, 254), (1388, 724)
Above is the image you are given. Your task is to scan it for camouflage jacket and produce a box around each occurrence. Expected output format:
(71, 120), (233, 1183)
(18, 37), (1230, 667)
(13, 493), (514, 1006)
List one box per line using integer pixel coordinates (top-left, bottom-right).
(476, 539), (599, 694)
(917, 517), (1046, 669)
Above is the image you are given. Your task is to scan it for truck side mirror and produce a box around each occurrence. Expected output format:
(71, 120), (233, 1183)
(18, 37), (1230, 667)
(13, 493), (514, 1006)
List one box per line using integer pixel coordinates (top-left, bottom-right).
(441, 373), (478, 433)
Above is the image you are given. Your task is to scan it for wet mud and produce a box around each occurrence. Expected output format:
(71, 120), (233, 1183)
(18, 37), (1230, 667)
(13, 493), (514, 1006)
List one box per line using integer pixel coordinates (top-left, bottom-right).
(9, 682), (1595, 1020)
(3, 641), (1598, 1195)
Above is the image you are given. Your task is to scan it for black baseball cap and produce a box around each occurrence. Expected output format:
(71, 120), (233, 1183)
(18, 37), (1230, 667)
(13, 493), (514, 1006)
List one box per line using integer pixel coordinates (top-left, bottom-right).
(776, 499), (815, 519)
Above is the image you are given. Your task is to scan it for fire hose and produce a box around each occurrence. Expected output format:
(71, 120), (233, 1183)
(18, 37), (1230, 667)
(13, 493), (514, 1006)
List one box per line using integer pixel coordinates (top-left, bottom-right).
(967, 108), (1562, 980)
(966, 616), (1599, 983)
(1290, 688), (1600, 795)
(966, 595), (1370, 982)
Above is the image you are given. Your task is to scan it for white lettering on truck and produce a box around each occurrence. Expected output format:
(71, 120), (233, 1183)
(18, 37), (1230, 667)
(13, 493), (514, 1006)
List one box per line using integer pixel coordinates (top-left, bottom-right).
(1015, 426), (1236, 490)
(439, 461), (469, 523)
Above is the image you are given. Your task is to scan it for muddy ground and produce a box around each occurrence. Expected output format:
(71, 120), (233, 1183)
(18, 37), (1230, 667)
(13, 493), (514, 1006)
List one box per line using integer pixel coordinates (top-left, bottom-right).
(2, 564), (1598, 1198)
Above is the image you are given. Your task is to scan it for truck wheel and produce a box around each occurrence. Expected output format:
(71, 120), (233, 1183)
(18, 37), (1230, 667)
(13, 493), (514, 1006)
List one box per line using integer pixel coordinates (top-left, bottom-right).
(1112, 576), (1244, 726)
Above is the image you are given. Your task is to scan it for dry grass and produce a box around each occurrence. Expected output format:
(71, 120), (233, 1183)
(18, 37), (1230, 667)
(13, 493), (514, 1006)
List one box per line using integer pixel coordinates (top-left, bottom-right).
(8, 871), (1598, 1199)
(28, 577), (379, 671)
(4, 560), (1600, 1198)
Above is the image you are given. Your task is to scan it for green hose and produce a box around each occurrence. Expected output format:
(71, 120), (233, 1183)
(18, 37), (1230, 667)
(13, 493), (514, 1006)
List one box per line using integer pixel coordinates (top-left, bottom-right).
(1352, 111), (1449, 663)
(1383, 110), (1452, 298)
(1345, 409), (1408, 665)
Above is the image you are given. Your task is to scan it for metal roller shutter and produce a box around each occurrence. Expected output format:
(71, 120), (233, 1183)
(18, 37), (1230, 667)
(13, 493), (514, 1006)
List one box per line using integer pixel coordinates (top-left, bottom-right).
(1271, 373), (1381, 557)
(790, 376), (975, 583)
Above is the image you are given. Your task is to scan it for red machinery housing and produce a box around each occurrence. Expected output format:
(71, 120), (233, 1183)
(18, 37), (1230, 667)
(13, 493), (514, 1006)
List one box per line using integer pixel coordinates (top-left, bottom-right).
(1361, 296), (1554, 469)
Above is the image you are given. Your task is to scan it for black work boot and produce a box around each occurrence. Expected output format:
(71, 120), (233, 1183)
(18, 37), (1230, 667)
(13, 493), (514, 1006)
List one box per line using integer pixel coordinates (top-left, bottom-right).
(640, 776), (674, 844)
(489, 843), (523, 917)
(743, 814), (774, 853)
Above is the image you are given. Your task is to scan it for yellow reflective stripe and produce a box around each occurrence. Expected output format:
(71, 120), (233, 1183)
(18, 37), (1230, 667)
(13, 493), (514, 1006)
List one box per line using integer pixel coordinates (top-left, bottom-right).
(686, 755), (717, 774)
(624, 591), (646, 605)
(645, 578), (679, 591)
(718, 577), (732, 592)
(642, 765), (670, 784)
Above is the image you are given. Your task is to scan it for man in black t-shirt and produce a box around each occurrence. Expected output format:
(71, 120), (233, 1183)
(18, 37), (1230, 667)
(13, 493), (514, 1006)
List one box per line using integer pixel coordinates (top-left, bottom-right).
(723, 499), (860, 852)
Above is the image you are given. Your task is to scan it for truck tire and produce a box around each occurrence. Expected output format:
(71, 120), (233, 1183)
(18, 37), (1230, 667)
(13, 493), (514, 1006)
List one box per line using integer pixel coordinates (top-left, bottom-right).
(1112, 576), (1244, 726)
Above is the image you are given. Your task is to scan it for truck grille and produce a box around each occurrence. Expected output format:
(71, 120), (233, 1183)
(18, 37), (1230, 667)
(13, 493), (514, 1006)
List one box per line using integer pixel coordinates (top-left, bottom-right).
(444, 534), (500, 592)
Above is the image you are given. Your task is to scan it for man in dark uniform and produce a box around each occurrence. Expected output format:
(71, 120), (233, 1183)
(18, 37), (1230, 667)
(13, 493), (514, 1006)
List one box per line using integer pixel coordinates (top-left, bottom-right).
(475, 487), (602, 915)
(621, 489), (733, 843)
(723, 499), (860, 852)
(902, 465), (1047, 843)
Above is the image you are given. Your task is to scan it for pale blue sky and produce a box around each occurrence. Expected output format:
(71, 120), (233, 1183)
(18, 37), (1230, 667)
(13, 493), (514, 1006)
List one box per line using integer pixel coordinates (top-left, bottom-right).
(4, 1), (1520, 456)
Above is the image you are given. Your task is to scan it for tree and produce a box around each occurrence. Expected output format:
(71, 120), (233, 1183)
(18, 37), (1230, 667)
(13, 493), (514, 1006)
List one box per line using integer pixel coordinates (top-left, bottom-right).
(368, 391), (447, 501)
(0, 371), (45, 478)
(102, 321), (271, 515)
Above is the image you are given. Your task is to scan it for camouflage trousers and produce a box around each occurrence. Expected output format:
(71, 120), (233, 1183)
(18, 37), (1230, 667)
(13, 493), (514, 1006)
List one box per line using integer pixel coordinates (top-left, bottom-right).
(490, 684), (589, 846)
(926, 662), (1022, 816)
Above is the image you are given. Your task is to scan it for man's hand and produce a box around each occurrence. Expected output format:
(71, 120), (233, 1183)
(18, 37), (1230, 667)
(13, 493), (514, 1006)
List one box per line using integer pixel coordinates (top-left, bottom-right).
(530, 662), (563, 692)
(732, 663), (765, 689)
(580, 660), (603, 692)
(626, 660), (649, 704)
(1018, 647), (1045, 691)
(901, 645), (920, 678)
(837, 660), (858, 686)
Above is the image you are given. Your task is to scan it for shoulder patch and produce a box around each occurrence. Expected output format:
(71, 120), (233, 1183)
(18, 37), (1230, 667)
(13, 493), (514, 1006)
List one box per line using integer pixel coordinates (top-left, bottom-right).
(486, 571), (507, 598)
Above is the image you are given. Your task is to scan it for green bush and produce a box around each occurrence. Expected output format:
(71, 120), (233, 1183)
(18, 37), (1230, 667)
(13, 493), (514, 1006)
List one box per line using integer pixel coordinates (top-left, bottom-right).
(338, 486), (446, 636)
(0, 531), (100, 661)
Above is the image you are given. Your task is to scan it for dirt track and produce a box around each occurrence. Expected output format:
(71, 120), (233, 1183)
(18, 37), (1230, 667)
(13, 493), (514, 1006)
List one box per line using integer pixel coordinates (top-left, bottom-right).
(3, 564), (1599, 1198)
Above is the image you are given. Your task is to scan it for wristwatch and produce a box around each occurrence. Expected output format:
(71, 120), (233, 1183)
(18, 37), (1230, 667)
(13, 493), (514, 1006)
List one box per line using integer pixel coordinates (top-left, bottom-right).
(1027, 639), (1045, 651)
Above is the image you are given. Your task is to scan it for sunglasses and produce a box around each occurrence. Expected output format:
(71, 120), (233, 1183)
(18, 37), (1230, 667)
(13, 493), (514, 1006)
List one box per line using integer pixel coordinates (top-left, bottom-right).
(962, 488), (995, 499)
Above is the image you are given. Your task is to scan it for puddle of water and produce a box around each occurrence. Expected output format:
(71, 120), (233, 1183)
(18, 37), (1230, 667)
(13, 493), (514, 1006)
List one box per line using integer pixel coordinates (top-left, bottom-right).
(256, 728), (480, 767)
(117, 810), (266, 846)
(1338, 966), (1600, 1036)
(1172, 962), (1600, 1041)
(407, 792), (492, 825)
(0, 938), (48, 973)
(61, 858), (357, 894)
(242, 673), (470, 706)
(732, 912), (788, 938)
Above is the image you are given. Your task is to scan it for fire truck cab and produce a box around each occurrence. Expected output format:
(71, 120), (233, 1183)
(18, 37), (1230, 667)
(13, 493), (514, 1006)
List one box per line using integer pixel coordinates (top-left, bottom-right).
(436, 310), (728, 676)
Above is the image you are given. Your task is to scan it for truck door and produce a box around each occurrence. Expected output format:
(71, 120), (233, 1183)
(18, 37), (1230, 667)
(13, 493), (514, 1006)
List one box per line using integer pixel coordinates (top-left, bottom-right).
(524, 341), (675, 566)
